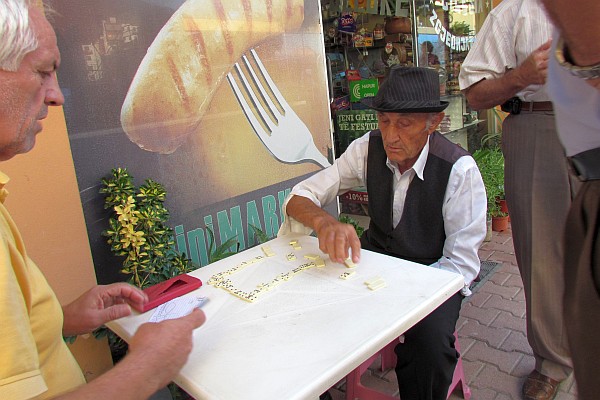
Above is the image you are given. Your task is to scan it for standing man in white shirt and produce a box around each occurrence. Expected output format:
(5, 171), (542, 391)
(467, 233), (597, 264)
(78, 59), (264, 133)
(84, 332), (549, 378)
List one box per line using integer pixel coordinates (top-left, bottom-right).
(541, 1), (600, 399)
(281, 66), (487, 400)
(459, 1), (576, 399)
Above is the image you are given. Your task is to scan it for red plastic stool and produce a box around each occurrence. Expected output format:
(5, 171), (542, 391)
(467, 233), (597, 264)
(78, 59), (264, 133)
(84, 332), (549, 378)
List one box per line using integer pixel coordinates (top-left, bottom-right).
(345, 332), (471, 400)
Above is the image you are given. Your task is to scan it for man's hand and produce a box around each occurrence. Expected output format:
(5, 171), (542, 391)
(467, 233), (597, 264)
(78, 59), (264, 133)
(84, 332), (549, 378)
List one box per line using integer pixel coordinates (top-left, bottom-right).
(514, 40), (552, 86)
(57, 308), (207, 400)
(314, 217), (362, 264)
(286, 195), (361, 264)
(62, 283), (148, 336)
(463, 40), (553, 110)
(125, 309), (207, 392)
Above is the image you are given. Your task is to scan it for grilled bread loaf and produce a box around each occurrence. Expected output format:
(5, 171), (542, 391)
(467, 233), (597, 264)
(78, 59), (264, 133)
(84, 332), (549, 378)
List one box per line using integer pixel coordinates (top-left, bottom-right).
(121, 0), (305, 154)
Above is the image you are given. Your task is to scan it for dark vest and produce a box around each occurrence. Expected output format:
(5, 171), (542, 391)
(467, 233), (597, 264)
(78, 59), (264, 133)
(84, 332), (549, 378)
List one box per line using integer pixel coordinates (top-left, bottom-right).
(361, 130), (469, 265)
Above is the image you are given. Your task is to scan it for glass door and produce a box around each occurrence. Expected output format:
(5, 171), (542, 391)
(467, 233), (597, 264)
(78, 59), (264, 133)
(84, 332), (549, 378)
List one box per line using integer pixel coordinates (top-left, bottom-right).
(412, 0), (491, 147)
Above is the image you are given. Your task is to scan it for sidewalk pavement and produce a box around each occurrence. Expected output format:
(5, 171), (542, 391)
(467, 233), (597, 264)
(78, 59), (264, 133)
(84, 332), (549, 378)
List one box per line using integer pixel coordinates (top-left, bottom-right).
(326, 224), (579, 400)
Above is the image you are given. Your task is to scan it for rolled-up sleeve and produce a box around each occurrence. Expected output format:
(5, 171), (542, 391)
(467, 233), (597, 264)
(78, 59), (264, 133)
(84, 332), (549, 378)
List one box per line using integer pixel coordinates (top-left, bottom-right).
(433, 156), (487, 295)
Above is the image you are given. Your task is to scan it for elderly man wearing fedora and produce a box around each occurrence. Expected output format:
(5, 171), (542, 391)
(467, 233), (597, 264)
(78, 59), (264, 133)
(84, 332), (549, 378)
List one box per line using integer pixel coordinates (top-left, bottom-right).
(281, 66), (487, 399)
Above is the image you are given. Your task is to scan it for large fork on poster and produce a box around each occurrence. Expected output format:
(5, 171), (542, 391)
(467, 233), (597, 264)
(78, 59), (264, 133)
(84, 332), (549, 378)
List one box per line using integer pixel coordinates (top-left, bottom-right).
(226, 49), (331, 168)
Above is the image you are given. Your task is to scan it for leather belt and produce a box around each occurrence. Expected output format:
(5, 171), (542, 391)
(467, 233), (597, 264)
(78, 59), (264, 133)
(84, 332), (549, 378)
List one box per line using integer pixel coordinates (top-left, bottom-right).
(501, 98), (554, 114)
(569, 147), (600, 181)
(520, 101), (554, 112)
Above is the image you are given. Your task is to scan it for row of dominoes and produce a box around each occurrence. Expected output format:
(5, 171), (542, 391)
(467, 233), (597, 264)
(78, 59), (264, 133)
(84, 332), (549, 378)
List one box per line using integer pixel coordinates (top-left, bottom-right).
(208, 238), (379, 302)
(206, 255), (265, 286)
(207, 241), (322, 302)
(215, 261), (319, 302)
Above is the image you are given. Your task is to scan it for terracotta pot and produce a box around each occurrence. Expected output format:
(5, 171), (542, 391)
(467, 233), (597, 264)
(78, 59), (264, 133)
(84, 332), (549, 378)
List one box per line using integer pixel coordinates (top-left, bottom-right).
(497, 198), (509, 214)
(492, 215), (509, 232)
(384, 17), (412, 34)
(496, 198), (510, 222)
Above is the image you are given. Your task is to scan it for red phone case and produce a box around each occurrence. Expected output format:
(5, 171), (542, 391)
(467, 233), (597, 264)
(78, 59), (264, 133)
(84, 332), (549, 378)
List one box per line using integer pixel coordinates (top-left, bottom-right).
(141, 274), (202, 312)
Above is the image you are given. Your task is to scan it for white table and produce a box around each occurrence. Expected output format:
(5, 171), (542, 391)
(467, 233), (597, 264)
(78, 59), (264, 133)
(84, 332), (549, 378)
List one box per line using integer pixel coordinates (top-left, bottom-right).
(107, 233), (464, 400)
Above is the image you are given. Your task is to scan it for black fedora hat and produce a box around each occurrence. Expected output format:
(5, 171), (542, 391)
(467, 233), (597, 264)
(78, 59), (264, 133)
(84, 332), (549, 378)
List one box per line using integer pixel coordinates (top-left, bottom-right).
(361, 66), (449, 113)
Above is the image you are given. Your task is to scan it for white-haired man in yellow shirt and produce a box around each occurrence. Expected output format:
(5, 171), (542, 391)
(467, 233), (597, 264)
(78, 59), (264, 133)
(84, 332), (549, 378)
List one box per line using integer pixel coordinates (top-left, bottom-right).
(0, 1), (206, 399)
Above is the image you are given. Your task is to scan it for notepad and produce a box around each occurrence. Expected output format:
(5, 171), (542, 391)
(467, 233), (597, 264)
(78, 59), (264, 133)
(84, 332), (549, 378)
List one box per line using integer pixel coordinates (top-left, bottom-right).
(149, 296), (208, 323)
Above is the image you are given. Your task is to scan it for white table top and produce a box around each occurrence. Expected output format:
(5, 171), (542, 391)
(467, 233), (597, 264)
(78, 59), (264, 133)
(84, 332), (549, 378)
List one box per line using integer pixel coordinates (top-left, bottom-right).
(107, 233), (464, 400)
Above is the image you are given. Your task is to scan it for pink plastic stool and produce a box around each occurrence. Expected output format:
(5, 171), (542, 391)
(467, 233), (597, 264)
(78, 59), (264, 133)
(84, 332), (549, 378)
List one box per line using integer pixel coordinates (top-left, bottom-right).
(344, 339), (398, 400)
(449, 331), (472, 400)
(345, 332), (471, 400)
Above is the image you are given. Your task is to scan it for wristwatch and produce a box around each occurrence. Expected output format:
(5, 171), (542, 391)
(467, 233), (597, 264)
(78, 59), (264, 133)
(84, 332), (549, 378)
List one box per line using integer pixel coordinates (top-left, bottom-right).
(555, 35), (600, 80)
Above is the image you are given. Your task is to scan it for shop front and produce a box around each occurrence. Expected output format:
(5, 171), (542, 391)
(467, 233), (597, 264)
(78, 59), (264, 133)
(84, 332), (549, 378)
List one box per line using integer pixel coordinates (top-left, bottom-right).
(321, 0), (491, 213)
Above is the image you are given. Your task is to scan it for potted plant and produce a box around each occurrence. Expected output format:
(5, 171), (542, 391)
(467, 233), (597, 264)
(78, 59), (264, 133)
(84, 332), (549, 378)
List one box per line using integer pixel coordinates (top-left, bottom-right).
(100, 168), (200, 289)
(97, 168), (245, 400)
(473, 147), (508, 233)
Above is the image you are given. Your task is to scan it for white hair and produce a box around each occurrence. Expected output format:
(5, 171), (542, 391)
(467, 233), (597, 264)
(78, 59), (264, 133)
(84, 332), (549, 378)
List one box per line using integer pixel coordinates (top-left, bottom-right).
(425, 113), (442, 131)
(0, 0), (38, 72)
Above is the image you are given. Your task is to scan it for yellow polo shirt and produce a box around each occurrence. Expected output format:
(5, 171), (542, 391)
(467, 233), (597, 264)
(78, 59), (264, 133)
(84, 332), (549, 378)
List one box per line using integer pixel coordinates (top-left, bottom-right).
(0, 172), (85, 399)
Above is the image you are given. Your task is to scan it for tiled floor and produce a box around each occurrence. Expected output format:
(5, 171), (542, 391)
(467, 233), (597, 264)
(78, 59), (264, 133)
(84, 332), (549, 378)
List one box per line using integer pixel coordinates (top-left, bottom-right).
(325, 222), (579, 400)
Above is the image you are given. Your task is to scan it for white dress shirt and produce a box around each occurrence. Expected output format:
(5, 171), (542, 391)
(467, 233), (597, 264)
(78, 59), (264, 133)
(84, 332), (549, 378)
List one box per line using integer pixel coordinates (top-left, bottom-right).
(458, 0), (554, 102)
(280, 132), (487, 295)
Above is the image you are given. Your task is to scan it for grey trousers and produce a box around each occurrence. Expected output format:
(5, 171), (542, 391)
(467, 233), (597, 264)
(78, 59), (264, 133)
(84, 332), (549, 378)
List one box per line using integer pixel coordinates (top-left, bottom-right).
(502, 111), (576, 381)
(563, 180), (600, 400)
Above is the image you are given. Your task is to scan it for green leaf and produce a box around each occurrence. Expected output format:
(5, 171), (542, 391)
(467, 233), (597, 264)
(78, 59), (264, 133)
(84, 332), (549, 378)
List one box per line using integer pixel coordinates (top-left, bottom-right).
(249, 223), (270, 245)
(206, 225), (240, 263)
(473, 147), (505, 217)
(338, 214), (365, 238)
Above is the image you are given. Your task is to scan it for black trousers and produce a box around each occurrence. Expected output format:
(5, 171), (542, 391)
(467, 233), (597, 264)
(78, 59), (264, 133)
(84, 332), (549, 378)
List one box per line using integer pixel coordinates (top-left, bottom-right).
(394, 292), (463, 400)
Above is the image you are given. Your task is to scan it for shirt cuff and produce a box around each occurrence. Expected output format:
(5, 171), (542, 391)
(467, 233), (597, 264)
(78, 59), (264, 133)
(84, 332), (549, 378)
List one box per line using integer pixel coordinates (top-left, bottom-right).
(277, 215), (314, 238)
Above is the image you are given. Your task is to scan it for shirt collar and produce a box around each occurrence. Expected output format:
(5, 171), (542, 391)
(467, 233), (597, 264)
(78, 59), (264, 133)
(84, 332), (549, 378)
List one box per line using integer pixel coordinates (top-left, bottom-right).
(386, 136), (431, 181)
(0, 171), (10, 203)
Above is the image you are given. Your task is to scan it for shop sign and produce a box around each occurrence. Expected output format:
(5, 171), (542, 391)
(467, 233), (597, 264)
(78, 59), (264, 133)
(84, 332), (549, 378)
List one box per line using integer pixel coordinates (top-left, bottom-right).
(349, 79), (379, 102)
(340, 190), (369, 204)
(339, 0), (411, 17)
(428, 10), (475, 51)
(335, 110), (378, 154)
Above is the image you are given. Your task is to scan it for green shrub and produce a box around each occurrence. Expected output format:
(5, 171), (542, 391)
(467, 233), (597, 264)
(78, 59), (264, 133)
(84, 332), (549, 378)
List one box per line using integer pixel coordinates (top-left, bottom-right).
(339, 214), (366, 238)
(472, 148), (506, 218)
(100, 168), (198, 288)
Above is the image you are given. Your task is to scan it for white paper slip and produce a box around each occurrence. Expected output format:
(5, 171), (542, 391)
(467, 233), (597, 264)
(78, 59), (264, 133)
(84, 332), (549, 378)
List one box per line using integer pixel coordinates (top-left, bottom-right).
(149, 296), (208, 323)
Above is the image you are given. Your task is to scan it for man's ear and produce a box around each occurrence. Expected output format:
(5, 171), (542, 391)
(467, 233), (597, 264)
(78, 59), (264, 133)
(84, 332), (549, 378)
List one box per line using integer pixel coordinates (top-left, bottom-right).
(429, 112), (445, 133)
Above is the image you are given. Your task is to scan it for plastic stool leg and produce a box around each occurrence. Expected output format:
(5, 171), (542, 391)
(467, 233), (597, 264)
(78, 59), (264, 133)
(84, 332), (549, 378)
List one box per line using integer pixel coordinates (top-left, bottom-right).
(447, 331), (471, 400)
(380, 340), (397, 371)
(345, 340), (398, 400)
(345, 333), (471, 400)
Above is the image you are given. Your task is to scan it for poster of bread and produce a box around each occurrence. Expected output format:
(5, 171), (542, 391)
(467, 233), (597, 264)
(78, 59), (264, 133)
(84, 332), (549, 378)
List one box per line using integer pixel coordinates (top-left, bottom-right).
(50, 0), (332, 283)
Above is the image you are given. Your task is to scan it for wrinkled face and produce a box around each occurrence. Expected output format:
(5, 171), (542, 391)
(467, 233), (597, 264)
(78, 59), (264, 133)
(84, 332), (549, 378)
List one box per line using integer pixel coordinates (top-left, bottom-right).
(0, 7), (63, 161)
(377, 111), (444, 172)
